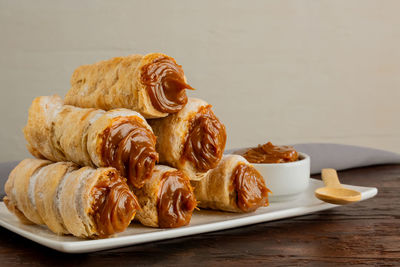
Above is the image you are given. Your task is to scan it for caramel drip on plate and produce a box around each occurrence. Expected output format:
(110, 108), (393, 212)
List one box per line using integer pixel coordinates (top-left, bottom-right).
(232, 164), (270, 212)
(141, 56), (193, 113)
(101, 117), (158, 188)
(91, 170), (140, 237)
(157, 170), (196, 228)
(182, 105), (227, 172)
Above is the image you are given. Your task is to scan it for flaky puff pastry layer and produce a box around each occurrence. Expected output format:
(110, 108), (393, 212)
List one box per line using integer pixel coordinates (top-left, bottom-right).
(133, 165), (196, 228)
(3, 159), (139, 238)
(192, 155), (270, 213)
(24, 95), (157, 188)
(4, 159), (52, 225)
(65, 53), (191, 118)
(149, 98), (226, 181)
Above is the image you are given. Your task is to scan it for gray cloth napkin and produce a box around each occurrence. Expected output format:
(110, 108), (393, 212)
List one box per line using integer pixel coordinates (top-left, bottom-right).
(1, 143), (400, 198)
(292, 143), (400, 174)
(0, 161), (19, 199)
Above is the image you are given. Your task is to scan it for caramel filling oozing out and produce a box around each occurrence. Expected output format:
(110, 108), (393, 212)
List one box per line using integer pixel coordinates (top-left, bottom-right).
(141, 56), (194, 113)
(91, 170), (140, 237)
(231, 163), (270, 212)
(101, 117), (158, 188)
(157, 170), (197, 228)
(182, 105), (227, 172)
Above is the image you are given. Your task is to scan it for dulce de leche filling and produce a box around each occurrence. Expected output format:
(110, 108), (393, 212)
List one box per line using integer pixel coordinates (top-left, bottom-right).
(141, 56), (194, 113)
(182, 105), (227, 172)
(242, 142), (299, 164)
(101, 117), (159, 188)
(90, 170), (140, 237)
(232, 163), (270, 212)
(157, 170), (197, 228)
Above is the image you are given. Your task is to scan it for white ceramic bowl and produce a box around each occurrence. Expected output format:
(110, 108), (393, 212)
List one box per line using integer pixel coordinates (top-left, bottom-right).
(227, 148), (310, 202)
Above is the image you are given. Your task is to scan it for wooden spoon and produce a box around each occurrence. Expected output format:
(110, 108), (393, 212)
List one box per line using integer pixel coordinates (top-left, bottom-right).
(315, 168), (361, 205)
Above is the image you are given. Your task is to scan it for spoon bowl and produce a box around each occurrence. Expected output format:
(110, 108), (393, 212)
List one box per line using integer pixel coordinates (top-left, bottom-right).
(315, 187), (361, 205)
(315, 168), (361, 205)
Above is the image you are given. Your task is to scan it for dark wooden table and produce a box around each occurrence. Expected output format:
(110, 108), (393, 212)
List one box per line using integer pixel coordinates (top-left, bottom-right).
(0, 164), (399, 266)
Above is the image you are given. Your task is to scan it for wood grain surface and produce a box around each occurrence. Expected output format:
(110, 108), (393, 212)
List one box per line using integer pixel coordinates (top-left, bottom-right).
(0, 164), (399, 266)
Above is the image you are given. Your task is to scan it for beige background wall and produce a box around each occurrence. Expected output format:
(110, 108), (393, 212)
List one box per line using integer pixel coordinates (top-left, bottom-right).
(1, 0), (399, 162)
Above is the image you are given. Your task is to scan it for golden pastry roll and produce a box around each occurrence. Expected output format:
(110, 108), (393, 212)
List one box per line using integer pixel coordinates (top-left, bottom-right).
(3, 159), (140, 238)
(149, 98), (227, 180)
(65, 53), (194, 119)
(24, 95), (158, 188)
(133, 165), (197, 228)
(192, 155), (270, 212)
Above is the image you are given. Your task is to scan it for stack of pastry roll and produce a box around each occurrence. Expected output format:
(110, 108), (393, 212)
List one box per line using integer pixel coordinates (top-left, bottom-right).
(24, 95), (158, 188)
(149, 98), (227, 180)
(4, 51), (271, 240)
(3, 159), (140, 238)
(192, 155), (270, 213)
(65, 53), (194, 118)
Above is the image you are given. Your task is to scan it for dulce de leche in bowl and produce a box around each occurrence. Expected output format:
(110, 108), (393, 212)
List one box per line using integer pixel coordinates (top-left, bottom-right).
(242, 142), (299, 164)
(230, 142), (310, 202)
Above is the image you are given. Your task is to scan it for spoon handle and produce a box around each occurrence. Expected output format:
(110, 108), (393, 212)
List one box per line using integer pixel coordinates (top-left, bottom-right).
(321, 168), (342, 188)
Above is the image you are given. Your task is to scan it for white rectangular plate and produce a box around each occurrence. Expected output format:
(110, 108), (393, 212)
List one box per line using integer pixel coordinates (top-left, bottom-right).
(0, 178), (377, 253)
